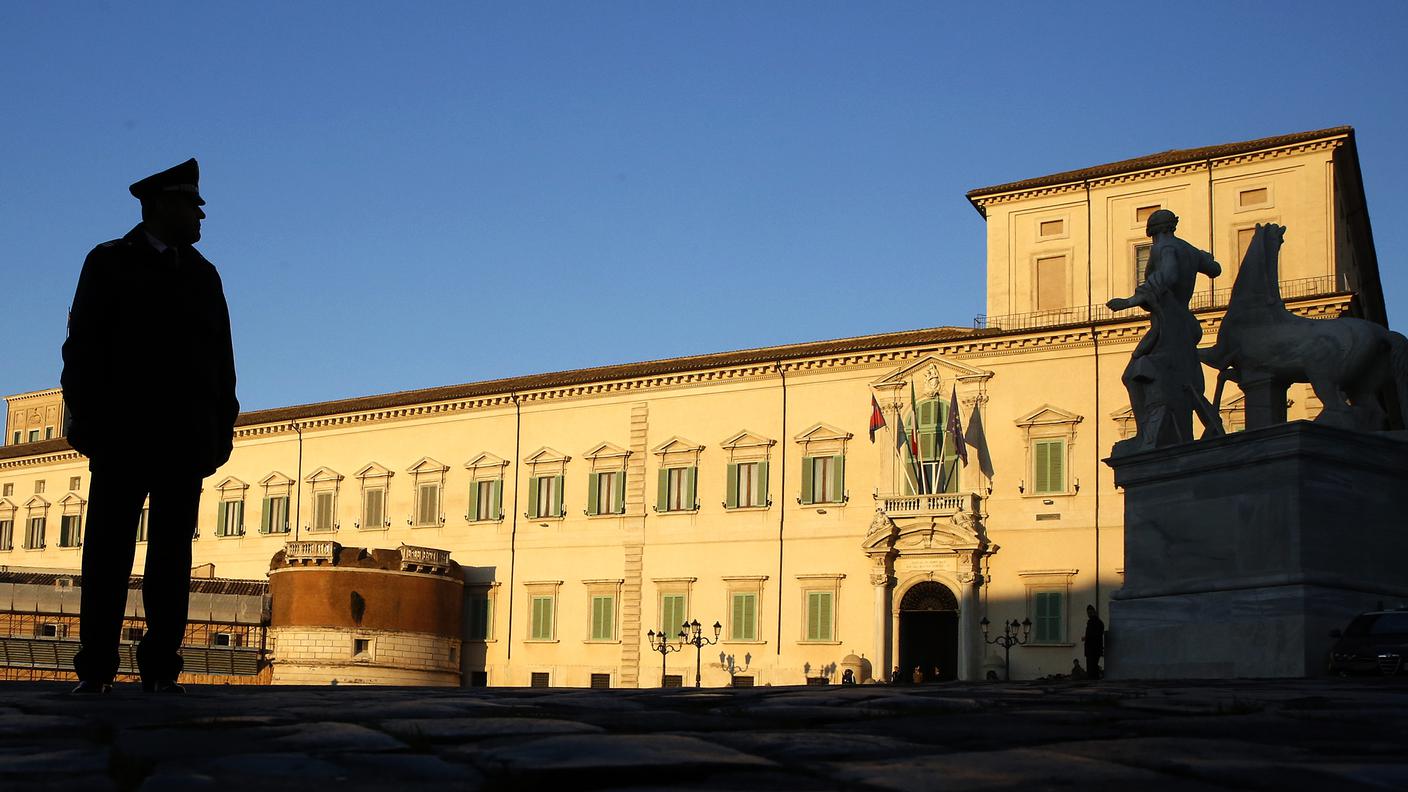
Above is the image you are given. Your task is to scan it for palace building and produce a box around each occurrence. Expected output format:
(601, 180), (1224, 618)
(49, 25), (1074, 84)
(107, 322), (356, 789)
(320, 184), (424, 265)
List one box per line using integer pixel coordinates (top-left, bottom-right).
(0, 126), (1382, 686)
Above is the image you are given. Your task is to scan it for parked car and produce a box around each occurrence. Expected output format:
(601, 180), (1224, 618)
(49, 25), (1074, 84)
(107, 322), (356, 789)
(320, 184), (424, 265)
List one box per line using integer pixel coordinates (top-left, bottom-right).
(1328, 610), (1408, 675)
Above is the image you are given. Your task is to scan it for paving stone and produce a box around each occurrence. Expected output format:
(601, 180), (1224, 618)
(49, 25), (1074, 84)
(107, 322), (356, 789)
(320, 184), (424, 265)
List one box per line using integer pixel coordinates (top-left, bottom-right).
(0, 746), (109, 775)
(704, 729), (934, 761)
(381, 715), (602, 742)
(472, 733), (775, 775)
(262, 721), (407, 753)
(831, 747), (1220, 791)
(717, 704), (891, 724)
(0, 712), (98, 738)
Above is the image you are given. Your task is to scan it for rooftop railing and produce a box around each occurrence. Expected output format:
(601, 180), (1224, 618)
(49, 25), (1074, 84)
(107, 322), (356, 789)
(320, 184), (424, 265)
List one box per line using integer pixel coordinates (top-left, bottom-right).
(973, 275), (1348, 332)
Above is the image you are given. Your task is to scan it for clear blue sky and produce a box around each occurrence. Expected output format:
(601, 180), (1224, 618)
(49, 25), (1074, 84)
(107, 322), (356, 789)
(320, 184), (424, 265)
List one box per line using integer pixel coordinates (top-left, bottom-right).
(3, 2), (1405, 411)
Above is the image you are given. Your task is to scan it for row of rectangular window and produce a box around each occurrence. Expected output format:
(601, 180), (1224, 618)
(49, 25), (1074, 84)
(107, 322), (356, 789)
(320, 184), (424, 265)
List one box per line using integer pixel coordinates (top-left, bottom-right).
(9, 426), (55, 445)
(0, 516), (82, 550)
(0, 477), (80, 497)
(472, 589), (834, 644)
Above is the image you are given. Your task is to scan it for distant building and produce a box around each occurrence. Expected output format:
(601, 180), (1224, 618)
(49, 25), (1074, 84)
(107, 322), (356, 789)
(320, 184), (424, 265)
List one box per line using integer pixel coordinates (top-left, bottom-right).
(0, 127), (1382, 685)
(4, 388), (67, 447)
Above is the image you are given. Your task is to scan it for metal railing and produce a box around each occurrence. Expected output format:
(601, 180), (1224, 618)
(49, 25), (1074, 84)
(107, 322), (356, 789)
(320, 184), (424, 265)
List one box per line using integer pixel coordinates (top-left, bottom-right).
(974, 275), (1347, 332)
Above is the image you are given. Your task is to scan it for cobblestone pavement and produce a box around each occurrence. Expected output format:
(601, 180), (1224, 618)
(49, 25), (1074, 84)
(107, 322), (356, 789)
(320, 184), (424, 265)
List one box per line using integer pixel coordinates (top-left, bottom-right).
(2, 678), (1407, 791)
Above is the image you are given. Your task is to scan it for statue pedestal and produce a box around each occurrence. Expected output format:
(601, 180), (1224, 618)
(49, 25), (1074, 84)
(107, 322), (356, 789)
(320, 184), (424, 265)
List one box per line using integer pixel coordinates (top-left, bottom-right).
(1107, 422), (1408, 678)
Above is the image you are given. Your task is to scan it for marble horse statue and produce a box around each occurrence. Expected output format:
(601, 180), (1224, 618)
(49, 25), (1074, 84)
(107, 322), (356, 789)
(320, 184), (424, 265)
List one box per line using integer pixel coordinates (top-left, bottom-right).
(1200, 223), (1408, 431)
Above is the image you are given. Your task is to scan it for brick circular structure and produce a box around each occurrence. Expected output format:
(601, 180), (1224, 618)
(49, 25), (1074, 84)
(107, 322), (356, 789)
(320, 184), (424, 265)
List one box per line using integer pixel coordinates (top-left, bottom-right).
(267, 541), (463, 686)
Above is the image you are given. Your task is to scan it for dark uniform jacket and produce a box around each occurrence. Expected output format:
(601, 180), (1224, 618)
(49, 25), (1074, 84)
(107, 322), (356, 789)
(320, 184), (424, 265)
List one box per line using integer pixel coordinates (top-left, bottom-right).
(61, 224), (238, 476)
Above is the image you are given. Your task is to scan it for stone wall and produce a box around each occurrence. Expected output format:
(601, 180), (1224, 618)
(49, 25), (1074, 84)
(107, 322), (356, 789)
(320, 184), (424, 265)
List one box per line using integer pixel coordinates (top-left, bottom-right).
(269, 625), (460, 686)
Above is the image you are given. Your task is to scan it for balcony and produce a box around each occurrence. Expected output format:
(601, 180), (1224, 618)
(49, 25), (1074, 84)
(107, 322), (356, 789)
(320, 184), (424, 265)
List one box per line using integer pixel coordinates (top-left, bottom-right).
(878, 491), (981, 518)
(973, 275), (1346, 332)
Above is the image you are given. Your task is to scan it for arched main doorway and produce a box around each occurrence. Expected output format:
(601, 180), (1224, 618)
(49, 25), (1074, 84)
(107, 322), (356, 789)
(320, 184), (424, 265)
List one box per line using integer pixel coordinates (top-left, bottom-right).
(898, 581), (958, 682)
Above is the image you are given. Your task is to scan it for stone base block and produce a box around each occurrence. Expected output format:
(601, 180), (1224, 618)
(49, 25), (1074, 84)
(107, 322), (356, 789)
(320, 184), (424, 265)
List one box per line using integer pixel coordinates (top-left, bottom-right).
(1107, 421), (1408, 679)
(1108, 584), (1393, 679)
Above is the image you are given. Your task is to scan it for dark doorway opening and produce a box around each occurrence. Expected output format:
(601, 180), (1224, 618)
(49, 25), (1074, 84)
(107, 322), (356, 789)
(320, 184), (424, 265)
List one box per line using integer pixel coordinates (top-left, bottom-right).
(898, 581), (958, 682)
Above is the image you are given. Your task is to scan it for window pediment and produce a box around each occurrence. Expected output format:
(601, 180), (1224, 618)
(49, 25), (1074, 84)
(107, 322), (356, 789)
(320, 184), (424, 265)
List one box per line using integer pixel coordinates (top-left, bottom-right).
(651, 437), (703, 456)
(585, 442), (631, 461)
(720, 430), (775, 451)
(794, 423), (852, 444)
(305, 466), (344, 485)
(259, 472), (294, 488)
(58, 492), (86, 508)
(214, 476), (248, 494)
(1016, 404), (1084, 432)
(0, 498), (16, 515)
(355, 462), (394, 480)
(525, 447), (570, 466)
(406, 457), (449, 475)
(23, 495), (49, 509)
(464, 452), (509, 472)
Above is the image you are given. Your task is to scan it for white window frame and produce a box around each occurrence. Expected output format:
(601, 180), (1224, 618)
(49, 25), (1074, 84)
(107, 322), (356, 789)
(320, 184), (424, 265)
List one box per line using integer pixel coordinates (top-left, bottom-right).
(523, 448), (569, 521)
(23, 496), (48, 550)
(304, 467), (344, 533)
(652, 576), (696, 639)
(406, 457), (448, 528)
(1019, 569), (1079, 646)
(796, 573), (844, 644)
(465, 452), (510, 523)
(584, 579), (623, 643)
(525, 581), (561, 642)
(721, 430), (775, 510)
(1016, 405), (1082, 498)
(723, 575), (767, 644)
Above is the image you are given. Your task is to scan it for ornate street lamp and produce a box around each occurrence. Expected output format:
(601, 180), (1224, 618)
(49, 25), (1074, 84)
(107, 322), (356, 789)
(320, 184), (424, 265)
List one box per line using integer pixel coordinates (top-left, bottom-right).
(680, 619), (722, 688)
(646, 627), (684, 687)
(980, 616), (1032, 681)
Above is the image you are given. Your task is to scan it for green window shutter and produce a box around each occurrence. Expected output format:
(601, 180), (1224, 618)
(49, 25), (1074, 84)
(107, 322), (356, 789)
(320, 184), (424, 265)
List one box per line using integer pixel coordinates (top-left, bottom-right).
(261, 498), (272, 533)
(725, 464), (739, 509)
(1035, 440), (1064, 493)
(800, 456), (814, 505)
(531, 596), (554, 640)
(528, 477), (540, 517)
(468, 481), (480, 521)
(586, 472), (600, 516)
(592, 595), (614, 640)
(614, 471), (626, 514)
(807, 591), (834, 641)
(686, 466), (697, 510)
(831, 454), (845, 502)
(731, 592), (756, 641)
(657, 468), (669, 511)
(758, 461), (769, 506)
(662, 594), (686, 636)
(216, 502), (227, 536)
(492, 479), (503, 519)
(1035, 592), (1062, 642)
(235, 501), (243, 534)
(553, 475), (564, 516)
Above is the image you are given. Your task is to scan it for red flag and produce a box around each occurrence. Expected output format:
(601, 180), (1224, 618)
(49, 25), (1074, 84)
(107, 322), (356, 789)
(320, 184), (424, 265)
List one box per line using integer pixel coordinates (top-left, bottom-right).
(869, 395), (886, 442)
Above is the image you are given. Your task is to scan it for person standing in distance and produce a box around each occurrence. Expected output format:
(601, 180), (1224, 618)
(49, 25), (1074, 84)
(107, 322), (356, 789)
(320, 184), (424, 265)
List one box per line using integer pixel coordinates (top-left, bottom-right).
(62, 158), (239, 694)
(1082, 605), (1106, 681)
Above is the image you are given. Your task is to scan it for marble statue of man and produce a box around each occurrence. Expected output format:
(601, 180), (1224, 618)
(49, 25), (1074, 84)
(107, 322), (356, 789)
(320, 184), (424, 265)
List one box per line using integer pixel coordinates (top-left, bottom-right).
(1106, 209), (1222, 453)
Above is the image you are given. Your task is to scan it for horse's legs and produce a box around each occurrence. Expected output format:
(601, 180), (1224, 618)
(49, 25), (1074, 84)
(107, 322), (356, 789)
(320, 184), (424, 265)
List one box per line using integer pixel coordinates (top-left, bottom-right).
(1309, 375), (1362, 429)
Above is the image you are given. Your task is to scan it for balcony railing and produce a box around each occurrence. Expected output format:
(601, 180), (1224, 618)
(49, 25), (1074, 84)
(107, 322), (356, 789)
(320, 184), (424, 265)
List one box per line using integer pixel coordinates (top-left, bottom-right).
(973, 275), (1347, 332)
(878, 491), (980, 518)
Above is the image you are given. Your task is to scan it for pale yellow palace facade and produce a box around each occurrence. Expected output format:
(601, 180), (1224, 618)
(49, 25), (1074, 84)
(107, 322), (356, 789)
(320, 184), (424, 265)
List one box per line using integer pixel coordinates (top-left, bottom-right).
(0, 126), (1384, 686)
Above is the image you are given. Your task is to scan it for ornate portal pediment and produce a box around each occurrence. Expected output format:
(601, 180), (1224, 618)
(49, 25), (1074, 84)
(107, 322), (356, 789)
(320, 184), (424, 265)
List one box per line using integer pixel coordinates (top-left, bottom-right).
(872, 355), (993, 399)
(862, 508), (986, 555)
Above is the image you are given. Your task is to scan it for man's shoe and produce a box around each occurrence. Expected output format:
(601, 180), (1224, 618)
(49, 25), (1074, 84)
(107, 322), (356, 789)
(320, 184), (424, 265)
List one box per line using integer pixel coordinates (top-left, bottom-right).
(69, 680), (113, 695)
(141, 679), (185, 694)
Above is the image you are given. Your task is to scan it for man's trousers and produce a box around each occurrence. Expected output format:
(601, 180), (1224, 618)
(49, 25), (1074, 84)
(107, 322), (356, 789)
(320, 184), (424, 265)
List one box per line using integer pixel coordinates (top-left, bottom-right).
(72, 465), (201, 683)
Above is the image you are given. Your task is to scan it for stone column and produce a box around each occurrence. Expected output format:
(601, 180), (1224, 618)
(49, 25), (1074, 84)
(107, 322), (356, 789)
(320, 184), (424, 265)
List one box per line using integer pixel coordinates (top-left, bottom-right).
(870, 567), (890, 681)
(957, 568), (981, 681)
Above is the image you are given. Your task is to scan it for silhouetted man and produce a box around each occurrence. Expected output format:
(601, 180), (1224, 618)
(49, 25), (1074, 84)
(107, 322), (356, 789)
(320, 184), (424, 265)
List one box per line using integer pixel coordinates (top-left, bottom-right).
(1082, 605), (1105, 680)
(62, 158), (238, 693)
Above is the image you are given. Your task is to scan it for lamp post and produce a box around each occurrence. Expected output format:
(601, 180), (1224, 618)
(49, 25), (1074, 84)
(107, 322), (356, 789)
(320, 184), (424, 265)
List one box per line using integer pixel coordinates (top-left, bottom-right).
(646, 627), (684, 687)
(980, 616), (1032, 681)
(680, 619), (722, 688)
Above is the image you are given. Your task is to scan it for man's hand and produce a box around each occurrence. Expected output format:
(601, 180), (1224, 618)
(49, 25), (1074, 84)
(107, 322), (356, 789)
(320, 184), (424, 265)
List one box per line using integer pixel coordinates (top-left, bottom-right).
(1106, 296), (1136, 312)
